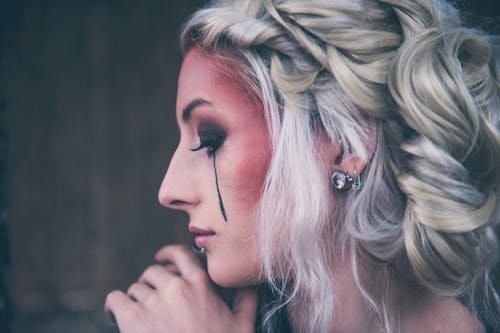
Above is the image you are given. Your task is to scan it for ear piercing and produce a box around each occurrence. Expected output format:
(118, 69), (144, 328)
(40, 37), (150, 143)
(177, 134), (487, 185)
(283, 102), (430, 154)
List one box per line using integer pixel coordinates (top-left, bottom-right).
(331, 170), (361, 190)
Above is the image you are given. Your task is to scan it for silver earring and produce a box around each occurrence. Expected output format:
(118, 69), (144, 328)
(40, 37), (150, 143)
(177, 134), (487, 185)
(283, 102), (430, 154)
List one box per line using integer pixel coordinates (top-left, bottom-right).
(331, 171), (361, 190)
(351, 167), (361, 190)
(351, 173), (361, 190)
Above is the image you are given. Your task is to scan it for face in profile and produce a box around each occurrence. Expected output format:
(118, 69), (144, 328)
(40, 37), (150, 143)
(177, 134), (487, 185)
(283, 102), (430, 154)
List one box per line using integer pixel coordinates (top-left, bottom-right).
(158, 48), (271, 287)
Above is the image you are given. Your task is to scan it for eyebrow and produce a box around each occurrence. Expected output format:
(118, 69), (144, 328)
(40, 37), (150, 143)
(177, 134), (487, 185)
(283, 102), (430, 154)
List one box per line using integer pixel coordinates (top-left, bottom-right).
(182, 98), (212, 122)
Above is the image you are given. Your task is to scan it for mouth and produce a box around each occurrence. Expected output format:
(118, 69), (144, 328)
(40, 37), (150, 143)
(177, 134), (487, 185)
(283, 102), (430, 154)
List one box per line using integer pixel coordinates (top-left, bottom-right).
(189, 225), (216, 250)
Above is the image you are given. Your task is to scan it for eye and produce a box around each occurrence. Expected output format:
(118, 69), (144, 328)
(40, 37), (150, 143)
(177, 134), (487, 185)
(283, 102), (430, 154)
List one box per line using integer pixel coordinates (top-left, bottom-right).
(190, 122), (226, 155)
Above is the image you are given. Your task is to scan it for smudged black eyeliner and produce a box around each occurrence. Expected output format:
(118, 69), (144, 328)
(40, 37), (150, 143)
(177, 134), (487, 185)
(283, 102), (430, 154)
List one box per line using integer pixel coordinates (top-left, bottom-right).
(211, 151), (227, 222)
(191, 126), (228, 222)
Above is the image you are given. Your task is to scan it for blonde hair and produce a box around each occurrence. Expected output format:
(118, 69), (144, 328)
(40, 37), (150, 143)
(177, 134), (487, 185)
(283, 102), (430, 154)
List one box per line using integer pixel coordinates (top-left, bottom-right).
(180, 0), (500, 332)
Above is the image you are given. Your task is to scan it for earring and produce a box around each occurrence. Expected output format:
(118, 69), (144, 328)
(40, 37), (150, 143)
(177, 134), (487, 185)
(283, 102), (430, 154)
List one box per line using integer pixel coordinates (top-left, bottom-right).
(331, 170), (361, 190)
(351, 170), (361, 190)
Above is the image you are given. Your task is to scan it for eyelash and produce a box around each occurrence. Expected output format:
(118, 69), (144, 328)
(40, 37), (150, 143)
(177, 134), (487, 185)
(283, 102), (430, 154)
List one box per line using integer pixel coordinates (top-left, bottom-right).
(191, 132), (226, 154)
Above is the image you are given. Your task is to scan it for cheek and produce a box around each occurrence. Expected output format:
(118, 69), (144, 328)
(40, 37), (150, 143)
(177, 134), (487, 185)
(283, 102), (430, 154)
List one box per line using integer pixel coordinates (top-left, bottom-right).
(225, 141), (270, 212)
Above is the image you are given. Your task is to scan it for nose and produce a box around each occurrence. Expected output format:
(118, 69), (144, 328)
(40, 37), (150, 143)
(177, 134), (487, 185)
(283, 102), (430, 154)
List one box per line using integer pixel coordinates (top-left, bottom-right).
(158, 146), (199, 212)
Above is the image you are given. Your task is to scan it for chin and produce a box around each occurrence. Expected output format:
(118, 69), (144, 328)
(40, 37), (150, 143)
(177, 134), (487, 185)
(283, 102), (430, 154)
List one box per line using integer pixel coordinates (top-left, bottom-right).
(207, 257), (262, 288)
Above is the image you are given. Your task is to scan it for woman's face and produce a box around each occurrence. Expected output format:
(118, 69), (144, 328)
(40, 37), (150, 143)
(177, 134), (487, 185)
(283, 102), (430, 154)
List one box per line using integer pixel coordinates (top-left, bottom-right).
(158, 48), (271, 287)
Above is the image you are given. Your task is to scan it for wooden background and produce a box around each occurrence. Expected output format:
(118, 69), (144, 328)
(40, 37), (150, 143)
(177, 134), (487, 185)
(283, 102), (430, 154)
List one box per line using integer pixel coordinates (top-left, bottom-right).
(2, 0), (203, 332)
(0, 1), (498, 332)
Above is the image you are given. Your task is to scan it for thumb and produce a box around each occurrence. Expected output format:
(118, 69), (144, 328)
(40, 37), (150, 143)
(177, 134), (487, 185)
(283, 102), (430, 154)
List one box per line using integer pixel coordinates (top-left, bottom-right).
(232, 286), (259, 325)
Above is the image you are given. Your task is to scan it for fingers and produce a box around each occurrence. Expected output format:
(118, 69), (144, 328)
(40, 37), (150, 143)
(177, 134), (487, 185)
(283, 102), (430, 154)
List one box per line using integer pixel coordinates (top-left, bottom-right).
(154, 244), (178, 262)
(232, 287), (259, 325)
(163, 263), (181, 275)
(155, 245), (207, 283)
(105, 290), (140, 327)
(105, 245), (259, 333)
(139, 264), (175, 290)
(127, 282), (154, 302)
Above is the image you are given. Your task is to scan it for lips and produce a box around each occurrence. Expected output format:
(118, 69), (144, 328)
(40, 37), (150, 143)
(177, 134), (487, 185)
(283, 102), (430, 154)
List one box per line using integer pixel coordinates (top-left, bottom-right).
(189, 225), (216, 249)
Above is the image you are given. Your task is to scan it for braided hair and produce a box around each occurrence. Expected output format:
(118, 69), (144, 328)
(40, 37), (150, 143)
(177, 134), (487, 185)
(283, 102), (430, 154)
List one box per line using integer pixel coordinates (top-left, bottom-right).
(180, 1), (500, 331)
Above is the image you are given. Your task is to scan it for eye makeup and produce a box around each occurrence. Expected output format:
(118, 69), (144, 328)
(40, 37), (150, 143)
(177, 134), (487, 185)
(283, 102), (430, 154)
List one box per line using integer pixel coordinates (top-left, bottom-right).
(190, 121), (228, 222)
(191, 121), (226, 152)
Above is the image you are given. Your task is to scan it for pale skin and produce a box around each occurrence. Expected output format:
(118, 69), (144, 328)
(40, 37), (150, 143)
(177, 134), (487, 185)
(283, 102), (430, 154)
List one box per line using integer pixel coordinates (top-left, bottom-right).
(104, 48), (267, 333)
(104, 48), (484, 333)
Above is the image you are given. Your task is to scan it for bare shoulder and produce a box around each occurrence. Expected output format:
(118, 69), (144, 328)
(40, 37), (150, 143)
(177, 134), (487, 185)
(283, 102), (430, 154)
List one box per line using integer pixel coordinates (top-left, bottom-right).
(402, 297), (484, 333)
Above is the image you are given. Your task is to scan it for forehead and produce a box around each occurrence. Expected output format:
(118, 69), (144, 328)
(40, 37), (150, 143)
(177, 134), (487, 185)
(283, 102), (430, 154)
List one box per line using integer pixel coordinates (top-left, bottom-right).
(176, 48), (263, 122)
(177, 48), (224, 94)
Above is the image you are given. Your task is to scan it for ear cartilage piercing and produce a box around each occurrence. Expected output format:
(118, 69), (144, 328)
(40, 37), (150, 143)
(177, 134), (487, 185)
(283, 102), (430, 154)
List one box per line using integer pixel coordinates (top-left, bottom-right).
(351, 174), (361, 190)
(331, 171), (361, 190)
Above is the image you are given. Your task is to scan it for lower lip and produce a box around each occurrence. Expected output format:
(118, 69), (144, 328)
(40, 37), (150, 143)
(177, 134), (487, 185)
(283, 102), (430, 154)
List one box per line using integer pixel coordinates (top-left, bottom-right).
(194, 234), (215, 249)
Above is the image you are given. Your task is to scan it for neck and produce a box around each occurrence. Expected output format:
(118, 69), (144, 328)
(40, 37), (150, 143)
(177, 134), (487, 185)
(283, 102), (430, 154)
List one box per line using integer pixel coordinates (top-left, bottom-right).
(328, 255), (379, 333)
(327, 251), (433, 333)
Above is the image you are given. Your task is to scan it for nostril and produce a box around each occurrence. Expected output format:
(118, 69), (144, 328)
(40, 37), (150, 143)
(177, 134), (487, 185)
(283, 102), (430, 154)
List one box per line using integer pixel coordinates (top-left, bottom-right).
(169, 200), (187, 208)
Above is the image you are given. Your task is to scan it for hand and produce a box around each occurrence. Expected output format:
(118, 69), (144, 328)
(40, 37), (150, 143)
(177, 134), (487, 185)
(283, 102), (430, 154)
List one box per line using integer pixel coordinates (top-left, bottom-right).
(104, 245), (258, 333)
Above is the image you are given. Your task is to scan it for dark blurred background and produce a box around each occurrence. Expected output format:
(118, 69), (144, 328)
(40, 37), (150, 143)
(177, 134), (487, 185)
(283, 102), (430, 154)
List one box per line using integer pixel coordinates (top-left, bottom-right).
(1, 0), (204, 332)
(0, 1), (498, 333)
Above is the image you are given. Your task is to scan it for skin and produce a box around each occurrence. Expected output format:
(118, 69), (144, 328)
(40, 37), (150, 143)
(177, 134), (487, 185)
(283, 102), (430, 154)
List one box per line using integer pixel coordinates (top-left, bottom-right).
(161, 48), (272, 287)
(104, 48), (484, 333)
(104, 48), (269, 332)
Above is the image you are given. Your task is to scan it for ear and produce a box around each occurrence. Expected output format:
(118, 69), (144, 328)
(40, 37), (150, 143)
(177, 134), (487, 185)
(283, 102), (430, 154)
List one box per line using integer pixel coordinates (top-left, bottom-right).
(330, 123), (377, 180)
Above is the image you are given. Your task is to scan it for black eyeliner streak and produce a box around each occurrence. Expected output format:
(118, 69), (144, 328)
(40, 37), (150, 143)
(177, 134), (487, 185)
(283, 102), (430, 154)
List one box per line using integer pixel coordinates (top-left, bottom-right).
(211, 151), (228, 222)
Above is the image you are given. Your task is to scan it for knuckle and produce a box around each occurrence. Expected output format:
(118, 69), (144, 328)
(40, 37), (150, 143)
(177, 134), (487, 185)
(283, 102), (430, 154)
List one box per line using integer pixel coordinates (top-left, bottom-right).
(141, 264), (163, 279)
(126, 282), (139, 295)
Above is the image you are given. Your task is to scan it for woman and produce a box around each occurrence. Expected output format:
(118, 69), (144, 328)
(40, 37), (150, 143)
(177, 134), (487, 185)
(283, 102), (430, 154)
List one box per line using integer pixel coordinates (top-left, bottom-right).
(105, 0), (500, 332)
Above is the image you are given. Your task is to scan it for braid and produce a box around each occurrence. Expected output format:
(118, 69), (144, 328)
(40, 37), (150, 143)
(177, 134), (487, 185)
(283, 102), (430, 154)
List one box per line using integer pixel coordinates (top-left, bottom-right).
(180, 0), (500, 331)
(384, 0), (500, 326)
